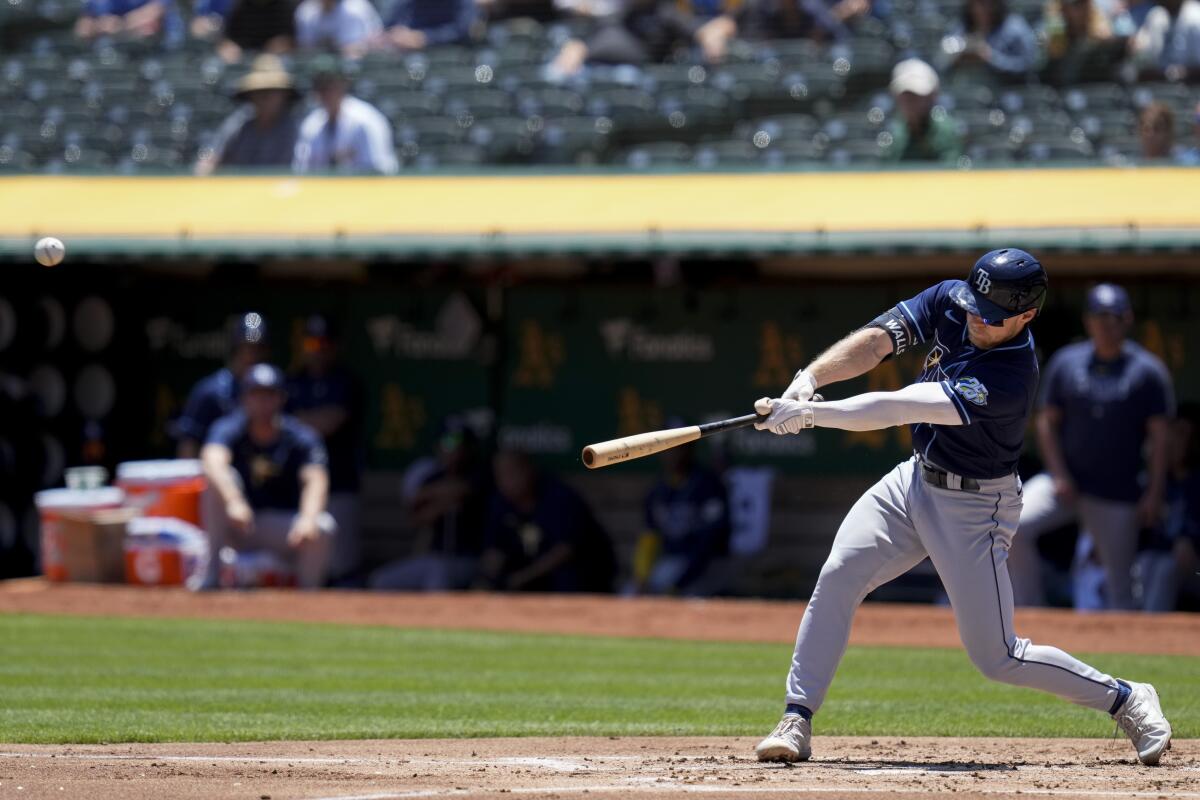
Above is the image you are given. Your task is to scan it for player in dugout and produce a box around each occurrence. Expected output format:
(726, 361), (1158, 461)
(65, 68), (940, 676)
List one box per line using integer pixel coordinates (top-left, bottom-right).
(749, 250), (1172, 767)
(175, 312), (271, 458)
(200, 363), (337, 589)
(1008, 283), (1174, 610)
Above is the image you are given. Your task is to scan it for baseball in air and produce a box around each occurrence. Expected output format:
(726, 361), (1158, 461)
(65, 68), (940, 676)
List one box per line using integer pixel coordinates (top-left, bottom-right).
(34, 237), (65, 267)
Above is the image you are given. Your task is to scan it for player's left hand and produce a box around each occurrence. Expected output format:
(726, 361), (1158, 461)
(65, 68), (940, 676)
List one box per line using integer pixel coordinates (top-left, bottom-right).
(287, 515), (322, 547)
(754, 397), (815, 435)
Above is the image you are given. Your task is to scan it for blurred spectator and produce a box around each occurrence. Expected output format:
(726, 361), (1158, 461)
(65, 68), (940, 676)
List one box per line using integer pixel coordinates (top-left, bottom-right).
(286, 315), (363, 583)
(294, 0), (382, 56)
(370, 417), (491, 590)
(1138, 403), (1200, 611)
(554, 0), (623, 17)
(75, 0), (182, 42)
(373, 0), (478, 51)
(1181, 102), (1200, 164)
(175, 312), (270, 458)
(293, 57), (399, 174)
(630, 441), (731, 596)
(1009, 284), (1174, 610)
(740, 0), (888, 42)
(943, 0), (1039, 81)
(547, 0), (738, 78)
(195, 56), (301, 175)
(1041, 0), (1122, 85)
(1137, 101), (1188, 162)
(1131, 0), (1200, 80)
(882, 59), (963, 163)
(191, 0), (295, 63)
(476, 450), (616, 592)
(476, 0), (562, 21)
(200, 364), (336, 589)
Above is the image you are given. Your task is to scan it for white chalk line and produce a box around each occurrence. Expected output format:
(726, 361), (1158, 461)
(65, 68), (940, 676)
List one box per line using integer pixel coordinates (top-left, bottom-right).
(304, 786), (1200, 800)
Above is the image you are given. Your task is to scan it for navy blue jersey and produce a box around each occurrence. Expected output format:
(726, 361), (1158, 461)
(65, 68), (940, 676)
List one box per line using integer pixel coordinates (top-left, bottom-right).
(206, 410), (328, 510)
(871, 280), (1039, 479)
(175, 368), (239, 445)
(484, 477), (616, 593)
(286, 367), (363, 493)
(644, 466), (731, 558)
(1040, 340), (1174, 502)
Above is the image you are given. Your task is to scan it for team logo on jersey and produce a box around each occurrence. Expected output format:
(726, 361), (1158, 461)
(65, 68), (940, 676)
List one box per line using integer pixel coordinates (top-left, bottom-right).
(953, 376), (989, 406)
(923, 344), (945, 372)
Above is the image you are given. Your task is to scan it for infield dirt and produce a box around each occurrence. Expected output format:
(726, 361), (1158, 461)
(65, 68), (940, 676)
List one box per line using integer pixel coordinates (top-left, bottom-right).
(1, 581), (1197, 800)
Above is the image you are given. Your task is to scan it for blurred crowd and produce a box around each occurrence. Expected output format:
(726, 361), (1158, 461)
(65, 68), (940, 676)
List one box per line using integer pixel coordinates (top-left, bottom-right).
(30, 0), (1194, 171)
(178, 289), (1199, 611)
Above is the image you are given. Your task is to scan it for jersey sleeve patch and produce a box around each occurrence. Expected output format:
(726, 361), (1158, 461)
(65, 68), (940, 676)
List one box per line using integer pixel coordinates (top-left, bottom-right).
(952, 376), (989, 407)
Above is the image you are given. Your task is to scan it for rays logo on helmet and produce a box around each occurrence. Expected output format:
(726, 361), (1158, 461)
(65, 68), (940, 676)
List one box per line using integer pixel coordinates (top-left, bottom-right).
(974, 269), (992, 295)
(953, 376), (989, 406)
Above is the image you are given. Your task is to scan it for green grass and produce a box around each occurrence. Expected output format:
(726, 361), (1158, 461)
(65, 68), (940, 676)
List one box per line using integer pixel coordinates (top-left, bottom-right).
(0, 613), (1196, 744)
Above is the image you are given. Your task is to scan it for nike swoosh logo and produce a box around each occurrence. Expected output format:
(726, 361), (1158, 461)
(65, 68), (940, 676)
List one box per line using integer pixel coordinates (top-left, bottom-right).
(945, 310), (960, 324)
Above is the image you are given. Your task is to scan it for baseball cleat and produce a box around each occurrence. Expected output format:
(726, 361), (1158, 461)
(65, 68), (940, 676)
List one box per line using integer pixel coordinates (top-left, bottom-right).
(755, 714), (811, 763)
(1113, 681), (1172, 766)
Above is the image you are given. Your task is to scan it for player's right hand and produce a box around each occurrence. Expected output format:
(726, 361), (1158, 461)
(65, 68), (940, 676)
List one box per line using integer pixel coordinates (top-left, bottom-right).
(782, 369), (818, 402)
(226, 498), (255, 535)
(754, 398), (815, 435)
(1051, 473), (1077, 505)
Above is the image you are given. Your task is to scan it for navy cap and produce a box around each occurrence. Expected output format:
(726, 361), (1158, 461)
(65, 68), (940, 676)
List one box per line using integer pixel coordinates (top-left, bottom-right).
(242, 363), (285, 392)
(1086, 283), (1131, 315)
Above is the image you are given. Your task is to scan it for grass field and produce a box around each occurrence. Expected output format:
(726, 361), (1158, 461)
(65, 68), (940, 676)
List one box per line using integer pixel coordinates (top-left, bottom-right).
(0, 613), (1196, 744)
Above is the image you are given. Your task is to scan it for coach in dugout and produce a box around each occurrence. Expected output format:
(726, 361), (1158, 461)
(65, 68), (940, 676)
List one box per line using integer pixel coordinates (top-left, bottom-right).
(175, 312), (270, 458)
(201, 363), (336, 589)
(1009, 283), (1174, 609)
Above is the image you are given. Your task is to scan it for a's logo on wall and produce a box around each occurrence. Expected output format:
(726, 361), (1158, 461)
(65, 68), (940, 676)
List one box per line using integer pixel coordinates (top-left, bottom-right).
(617, 387), (663, 437)
(953, 376), (989, 406)
(753, 322), (804, 388)
(513, 319), (565, 389)
(375, 383), (427, 450)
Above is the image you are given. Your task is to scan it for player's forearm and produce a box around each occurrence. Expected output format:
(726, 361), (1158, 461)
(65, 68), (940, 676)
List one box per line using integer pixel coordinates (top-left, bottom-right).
(1144, 417), (1171, 496)
(298, 466), (329, 521)
(1035, 410), (1070, 478)
(803, 328), (893, 390)
(812, 382), (963, 431)
(200, 446), (245, 506)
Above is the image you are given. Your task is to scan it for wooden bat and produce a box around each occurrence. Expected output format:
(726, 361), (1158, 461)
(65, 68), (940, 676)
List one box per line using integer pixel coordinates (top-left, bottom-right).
(582, 413), (767, 470)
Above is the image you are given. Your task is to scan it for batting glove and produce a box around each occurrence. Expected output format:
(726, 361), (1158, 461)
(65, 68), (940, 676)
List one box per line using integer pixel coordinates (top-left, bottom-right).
(754, 397), (815, 435)
(782, 369), (818, 402)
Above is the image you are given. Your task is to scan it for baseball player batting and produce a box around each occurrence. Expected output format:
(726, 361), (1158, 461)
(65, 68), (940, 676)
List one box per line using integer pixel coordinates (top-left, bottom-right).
(751, 249), (1173, 766)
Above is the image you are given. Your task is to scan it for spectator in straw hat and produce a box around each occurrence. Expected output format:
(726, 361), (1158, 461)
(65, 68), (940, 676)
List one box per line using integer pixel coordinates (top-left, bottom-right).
(195, 55), (302, 175)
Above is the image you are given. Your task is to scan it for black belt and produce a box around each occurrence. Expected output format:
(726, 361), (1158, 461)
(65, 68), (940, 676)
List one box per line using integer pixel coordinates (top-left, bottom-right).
(918, 462), (981, 492)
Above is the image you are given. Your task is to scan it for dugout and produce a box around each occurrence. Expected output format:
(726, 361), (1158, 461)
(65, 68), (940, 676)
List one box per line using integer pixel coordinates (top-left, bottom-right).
(1, 168), (1198, 599)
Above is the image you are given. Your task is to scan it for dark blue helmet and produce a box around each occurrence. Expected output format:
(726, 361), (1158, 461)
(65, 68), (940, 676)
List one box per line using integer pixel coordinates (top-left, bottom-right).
(951, 248), (1048, 324)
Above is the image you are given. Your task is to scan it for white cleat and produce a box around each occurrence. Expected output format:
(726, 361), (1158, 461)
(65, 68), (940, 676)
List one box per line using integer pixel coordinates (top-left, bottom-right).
(1113, 681), (1172, 766)
(755, 714), (812, 763)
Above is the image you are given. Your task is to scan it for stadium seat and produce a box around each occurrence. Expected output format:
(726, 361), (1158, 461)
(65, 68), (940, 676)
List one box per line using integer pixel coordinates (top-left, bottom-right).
(616, 142), (693, 169)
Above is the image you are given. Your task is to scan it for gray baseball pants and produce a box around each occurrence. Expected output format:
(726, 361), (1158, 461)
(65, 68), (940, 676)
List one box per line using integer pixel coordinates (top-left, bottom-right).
(1008, 472), (1138, 610)
(785, 457), (1123, 715)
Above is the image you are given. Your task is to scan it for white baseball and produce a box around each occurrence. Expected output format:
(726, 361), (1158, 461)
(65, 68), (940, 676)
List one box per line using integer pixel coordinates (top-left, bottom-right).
(34, 237), (65, 267)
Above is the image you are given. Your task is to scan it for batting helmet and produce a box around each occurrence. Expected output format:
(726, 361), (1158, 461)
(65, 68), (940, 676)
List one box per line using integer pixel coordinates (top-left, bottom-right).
(951, 248), (1048, 324)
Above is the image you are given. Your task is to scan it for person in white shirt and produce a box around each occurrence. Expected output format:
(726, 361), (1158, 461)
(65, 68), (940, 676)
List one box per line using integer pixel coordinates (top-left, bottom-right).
(294, 0), (381, 56)
(1132, 0), (1200, 80)
(293, 58), (399, 174)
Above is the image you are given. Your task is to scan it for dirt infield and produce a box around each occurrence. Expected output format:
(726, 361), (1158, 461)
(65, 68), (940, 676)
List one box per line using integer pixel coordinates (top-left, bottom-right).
(3, 580), (1199, 799)
(2, 579), (1199, 655)
(1, 736), (1197, 800)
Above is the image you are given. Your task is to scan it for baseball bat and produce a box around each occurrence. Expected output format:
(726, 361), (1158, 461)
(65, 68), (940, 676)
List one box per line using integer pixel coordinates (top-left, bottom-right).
(581, 413), (766, 470)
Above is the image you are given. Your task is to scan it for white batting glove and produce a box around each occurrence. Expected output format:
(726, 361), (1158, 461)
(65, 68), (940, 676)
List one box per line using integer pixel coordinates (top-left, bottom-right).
(753, 397), (815, 435)
(782, 369), (818, 402)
